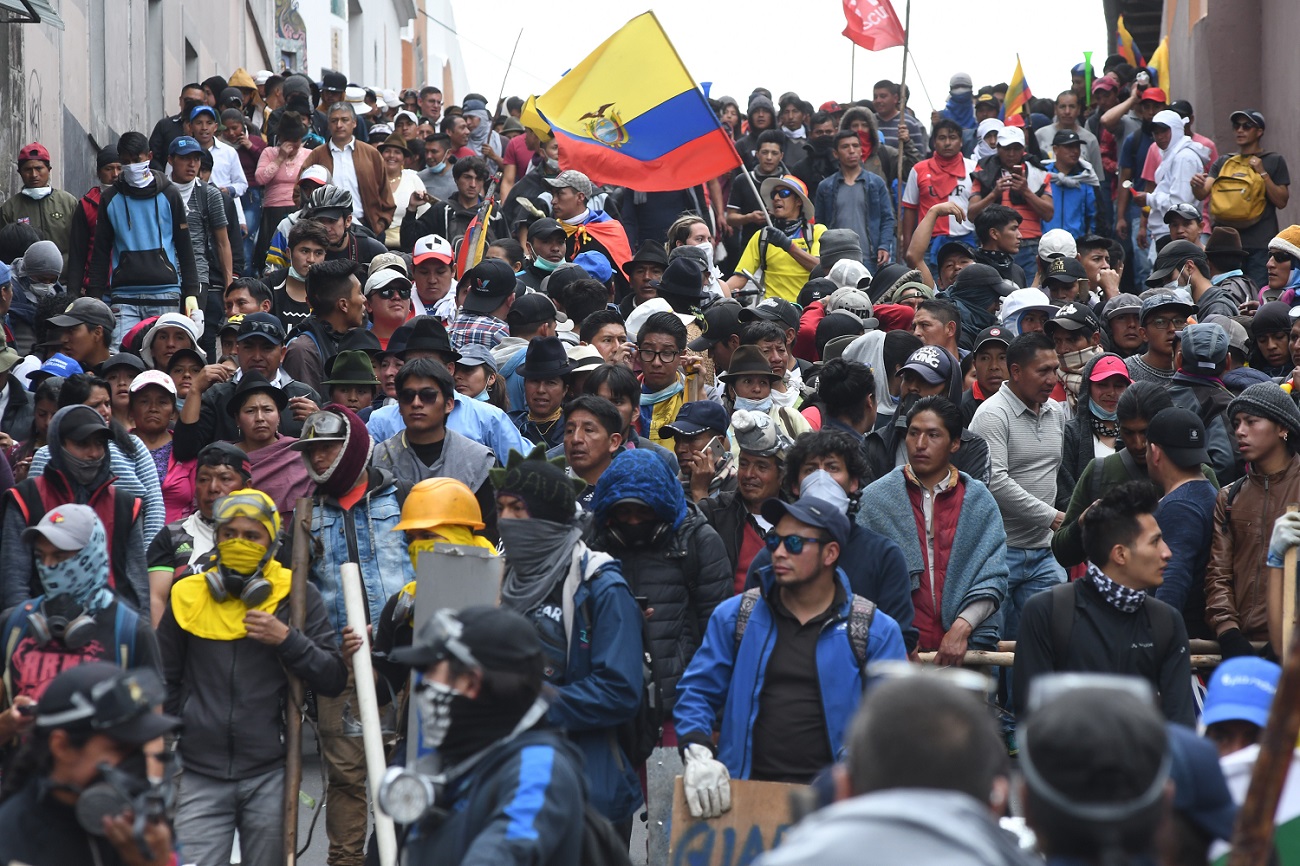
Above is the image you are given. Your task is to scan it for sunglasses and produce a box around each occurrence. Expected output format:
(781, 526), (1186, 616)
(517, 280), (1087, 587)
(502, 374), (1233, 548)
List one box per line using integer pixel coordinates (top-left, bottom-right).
(372, 286), (411, 300)
(764, 532), (831, 555)
(1232, 121), (1258, 131)
(398, 386), (443, 405)
(1270, 251), (1296, 264)
(770, 188), (795, 200)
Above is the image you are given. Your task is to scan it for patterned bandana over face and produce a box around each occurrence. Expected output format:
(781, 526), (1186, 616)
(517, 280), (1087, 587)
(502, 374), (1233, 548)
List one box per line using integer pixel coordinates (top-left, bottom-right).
(36, 511), (112, 613)
(1087, 563), (1146, 614)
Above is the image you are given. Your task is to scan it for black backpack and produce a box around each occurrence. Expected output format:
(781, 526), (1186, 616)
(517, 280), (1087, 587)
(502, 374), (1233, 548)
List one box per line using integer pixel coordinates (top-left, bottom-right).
(581, 804), (633, 866)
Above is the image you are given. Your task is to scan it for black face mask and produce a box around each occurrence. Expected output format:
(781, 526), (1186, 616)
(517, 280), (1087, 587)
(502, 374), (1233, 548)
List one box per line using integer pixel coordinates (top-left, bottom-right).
(437, 691), (534, 765)
(811, 136), (835, 155)
(608, 519), (668, 550)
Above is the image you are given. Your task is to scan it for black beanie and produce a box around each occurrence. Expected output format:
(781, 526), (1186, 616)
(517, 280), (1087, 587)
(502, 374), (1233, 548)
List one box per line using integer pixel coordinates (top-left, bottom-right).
(489, 445), (584, 523)
(1251, 300), (1292, 337)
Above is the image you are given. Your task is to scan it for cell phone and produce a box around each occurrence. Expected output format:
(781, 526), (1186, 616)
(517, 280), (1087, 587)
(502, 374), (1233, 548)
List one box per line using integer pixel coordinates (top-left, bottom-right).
(16, 703), (36, 717)
(703, 435), (728, 466)
(634, 596), (651, 610)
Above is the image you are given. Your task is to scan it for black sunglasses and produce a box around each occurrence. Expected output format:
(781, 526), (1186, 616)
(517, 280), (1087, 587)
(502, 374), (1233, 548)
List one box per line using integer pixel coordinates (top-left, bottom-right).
(764, 532), (831, 555)
(372, 286), (411, 300)
(397, 386), (443, 405)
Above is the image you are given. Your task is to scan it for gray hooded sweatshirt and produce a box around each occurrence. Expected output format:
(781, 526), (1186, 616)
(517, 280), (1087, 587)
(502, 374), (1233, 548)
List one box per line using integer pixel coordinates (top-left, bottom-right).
(754, 789), (1036, 866)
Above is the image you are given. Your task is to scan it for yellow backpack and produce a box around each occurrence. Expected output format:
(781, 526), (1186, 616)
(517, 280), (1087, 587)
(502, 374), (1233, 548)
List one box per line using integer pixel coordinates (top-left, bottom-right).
(1210, 153), (1267, 228)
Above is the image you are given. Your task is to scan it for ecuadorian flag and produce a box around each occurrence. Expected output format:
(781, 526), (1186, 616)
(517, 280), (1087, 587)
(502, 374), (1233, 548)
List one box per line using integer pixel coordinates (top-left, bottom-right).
(534, 12), (742, 192)
(1005, 55), (1032, 118)
(1116, 15), (1146, 68)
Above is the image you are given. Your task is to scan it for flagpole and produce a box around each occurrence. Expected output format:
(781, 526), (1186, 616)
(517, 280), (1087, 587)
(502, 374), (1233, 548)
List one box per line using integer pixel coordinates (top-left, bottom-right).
(895, 0), (912, 249)
(850, 44), (856, 102)
(742, 169), (774, 230)
(494, 29), (524, 118)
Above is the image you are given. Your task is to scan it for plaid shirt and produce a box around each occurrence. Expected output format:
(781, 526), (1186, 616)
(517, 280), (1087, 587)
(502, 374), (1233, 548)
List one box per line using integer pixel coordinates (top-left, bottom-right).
(449, 312), (508, 351)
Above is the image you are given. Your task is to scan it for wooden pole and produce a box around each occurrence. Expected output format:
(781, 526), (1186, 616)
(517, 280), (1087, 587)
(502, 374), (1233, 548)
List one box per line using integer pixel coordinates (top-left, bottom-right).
(1284, 503), (1298, 661)
(850, 44), (855, 102)
(493, 29), (524, 119)
(894, 0), (912, 250)
(283, 497), (312, 866)
(1228, 586), (1300, 866)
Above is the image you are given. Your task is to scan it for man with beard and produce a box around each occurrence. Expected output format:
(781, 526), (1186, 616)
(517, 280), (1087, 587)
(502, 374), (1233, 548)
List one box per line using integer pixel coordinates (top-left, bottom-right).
(490, 446), (644, 835)
(387, 606), (590, 865)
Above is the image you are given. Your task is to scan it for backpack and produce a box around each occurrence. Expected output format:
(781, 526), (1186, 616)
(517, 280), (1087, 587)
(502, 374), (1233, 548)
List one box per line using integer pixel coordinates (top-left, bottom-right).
(2, 596), (140, 707)
(1209, 154), (1267, 228)
(1048, 581), (1177, 664)
(581, 803), (634, 866)
(733, 587), (876, 668)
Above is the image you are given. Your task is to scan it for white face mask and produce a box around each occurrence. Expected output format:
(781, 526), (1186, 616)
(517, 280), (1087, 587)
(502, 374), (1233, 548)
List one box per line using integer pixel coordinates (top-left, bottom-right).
(693, 241), (715, 271)
(20, 186), (52, 200)
(416, 679), (460, 748)
(123, 161), (153, 189)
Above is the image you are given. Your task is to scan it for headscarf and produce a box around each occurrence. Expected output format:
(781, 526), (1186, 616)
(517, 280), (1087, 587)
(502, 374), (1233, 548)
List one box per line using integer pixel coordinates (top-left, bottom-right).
(842, 331), (894, 415)
(1153, 109), (1197, 188)
(46, 405), (112, 495)
(974, 119), (1003, 160)
(306, 406), (373, 498)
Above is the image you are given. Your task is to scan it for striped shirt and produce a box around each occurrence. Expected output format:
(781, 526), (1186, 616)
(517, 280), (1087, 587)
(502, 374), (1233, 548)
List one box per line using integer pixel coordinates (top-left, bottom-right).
(29, 435), (165, 544)
(969, 382), (1065, 549)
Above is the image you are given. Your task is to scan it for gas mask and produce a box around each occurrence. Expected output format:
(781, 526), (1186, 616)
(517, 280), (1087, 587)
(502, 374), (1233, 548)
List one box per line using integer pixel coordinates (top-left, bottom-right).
(75, 750), (177, 856)
(607, 519), (670, 550)
(28, 594), (96, 649)
(206, 539), (273, 605)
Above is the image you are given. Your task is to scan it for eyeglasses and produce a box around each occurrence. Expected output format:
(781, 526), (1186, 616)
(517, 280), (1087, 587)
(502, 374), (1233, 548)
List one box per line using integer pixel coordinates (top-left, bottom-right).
(637, 348), (680, 365)
(372, 286), (411, 300)
(770, 188), (794, 200)
(398, 386), (443, 405)
(1145, 316), (1180, 330)
(764, 532), (831, 555)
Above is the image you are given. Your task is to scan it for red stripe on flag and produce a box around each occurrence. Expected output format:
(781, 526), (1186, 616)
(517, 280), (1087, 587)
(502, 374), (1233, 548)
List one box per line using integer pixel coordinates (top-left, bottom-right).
(555, 128), (742, 193)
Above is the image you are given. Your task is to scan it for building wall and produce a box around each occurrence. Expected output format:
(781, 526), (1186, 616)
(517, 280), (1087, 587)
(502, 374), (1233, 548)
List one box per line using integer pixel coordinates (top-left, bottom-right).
(1166, 0), (1298, 227)
(1, 0), (466, 207)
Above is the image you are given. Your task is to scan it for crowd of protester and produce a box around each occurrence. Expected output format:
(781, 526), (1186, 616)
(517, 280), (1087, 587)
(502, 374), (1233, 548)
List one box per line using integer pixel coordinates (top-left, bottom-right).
(0, 53), (1295, 866)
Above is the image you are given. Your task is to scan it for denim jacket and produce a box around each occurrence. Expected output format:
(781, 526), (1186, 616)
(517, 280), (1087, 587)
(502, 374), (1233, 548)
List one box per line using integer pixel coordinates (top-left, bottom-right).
(301, 468), (414, 640)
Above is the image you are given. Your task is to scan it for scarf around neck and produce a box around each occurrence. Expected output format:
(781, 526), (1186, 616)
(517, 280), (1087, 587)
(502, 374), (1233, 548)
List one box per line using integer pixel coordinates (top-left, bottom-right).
(499, 519), (582, 615)
(1087, 563), (1146, 614)
(929, 151), (968, 201)
(170, 557), (293, 640)
(640, 375), (685, 406)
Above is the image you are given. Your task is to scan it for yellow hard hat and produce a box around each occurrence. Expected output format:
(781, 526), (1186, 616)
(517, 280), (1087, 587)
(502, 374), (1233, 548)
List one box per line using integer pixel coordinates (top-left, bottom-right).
(393, 477), (486, 531)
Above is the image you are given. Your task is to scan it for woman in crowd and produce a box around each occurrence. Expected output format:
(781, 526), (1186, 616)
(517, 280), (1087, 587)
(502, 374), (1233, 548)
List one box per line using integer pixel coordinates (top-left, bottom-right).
(226, 372), (311, 513)
(1056, 353), (1132, 512)
(252, 109), (310, 271)
(380, 134), (425, 249)
(128, 370), (195, 524)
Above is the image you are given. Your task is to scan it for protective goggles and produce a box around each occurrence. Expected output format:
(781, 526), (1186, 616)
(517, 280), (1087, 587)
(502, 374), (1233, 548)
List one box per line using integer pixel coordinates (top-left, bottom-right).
(213, 490), (280, 536)
(299, 411), (348, 442)
(413, 609), (481, 670)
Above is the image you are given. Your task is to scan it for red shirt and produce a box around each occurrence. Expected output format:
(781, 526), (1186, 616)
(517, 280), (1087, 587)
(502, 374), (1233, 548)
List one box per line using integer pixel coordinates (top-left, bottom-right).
(736, 519), (767, 595)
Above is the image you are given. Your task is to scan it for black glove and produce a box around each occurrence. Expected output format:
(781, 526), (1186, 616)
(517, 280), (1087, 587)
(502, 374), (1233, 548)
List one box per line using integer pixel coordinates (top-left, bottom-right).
(1218, 628), (1256, 659)
(762, 226), (793, 253)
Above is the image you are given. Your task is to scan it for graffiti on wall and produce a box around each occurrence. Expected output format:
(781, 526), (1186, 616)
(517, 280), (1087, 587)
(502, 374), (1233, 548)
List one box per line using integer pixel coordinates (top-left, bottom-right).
(27, 68), (40, 143)
(275, 0), (307, 73)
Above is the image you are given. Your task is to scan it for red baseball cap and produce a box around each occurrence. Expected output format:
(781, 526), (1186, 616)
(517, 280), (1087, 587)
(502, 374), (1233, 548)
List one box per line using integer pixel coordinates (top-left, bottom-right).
(820, 101), (844, 114)
(1089, 355), (1132, 383)
(17, 142), (50, 165)
(1140, 88), (1168, 104)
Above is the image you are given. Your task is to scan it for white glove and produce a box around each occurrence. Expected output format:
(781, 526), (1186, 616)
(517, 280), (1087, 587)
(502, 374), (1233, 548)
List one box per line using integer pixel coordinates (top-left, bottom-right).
(1269, 512), (1300, 566)
(189, 306), (205, 334)
(682, 743), (731, 819)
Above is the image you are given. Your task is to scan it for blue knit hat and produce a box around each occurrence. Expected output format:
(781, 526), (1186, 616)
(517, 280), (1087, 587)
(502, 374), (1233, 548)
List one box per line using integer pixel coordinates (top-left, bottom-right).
(591, 448), (688, 531)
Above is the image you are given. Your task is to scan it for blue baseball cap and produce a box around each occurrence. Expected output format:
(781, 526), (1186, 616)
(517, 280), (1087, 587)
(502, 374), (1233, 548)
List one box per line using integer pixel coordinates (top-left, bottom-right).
(1165, 723), (1237, 842)
(188, 105), (218, 122)
(169, 136), (203, 157)
(660, 400), (730, 438)
(26, 352), (82, 384)
(572, 250), (613, 284)
(1202, 657), (1280, 728)
(761, 493), (851, 549)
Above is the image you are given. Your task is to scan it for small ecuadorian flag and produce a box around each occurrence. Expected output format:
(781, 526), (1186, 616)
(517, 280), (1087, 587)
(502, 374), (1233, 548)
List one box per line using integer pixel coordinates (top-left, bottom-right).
(1116, 15), (1146, 68)
(534, 12), (742, 193)
(1004, 55), (1032, 119)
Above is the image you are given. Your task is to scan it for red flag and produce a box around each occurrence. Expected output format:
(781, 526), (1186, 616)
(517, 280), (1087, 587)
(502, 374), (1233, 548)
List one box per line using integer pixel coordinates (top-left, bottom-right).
(842, 0), (906, 51)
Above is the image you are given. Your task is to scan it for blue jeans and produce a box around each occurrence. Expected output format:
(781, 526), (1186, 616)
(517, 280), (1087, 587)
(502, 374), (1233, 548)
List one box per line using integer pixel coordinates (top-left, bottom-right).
(1015, 239), (1040, 285)
(1003, 545), (1067, 641)
(110, 300), (181, 351)
(1126, 201), (1152, 289)
(241, 187), (261, 273)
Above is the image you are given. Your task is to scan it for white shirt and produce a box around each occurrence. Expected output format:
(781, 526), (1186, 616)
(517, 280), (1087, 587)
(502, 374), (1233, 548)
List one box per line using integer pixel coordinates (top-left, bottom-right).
(208, 139), (248, 199)
(902, 157), (978, 238)
(329, 138), (365, 221)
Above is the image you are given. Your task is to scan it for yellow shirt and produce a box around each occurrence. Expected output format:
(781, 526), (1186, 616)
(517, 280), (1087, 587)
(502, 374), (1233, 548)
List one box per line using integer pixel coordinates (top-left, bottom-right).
(736, 223), (826, 303)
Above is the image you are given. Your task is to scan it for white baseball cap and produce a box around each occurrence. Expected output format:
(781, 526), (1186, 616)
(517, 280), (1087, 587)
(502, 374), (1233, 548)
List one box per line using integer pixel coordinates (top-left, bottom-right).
(128, 369), (178, 397)
(996, 127), (1026, 148)
(1039, 229), (1078, 260)
(412, 235), (454, 265)
(300, 165), (332, 186)
(254, 70), (274, 86)
(365, 269), (413, 296)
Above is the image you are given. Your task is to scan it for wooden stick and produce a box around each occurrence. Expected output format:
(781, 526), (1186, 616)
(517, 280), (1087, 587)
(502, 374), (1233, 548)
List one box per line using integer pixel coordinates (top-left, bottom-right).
(1284, 503), (1298, 662)
(894, 0), (912, 249)
(1228, 580), (1300, 866)
(283, 497), (312, 866)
